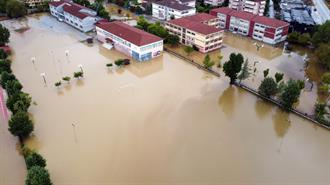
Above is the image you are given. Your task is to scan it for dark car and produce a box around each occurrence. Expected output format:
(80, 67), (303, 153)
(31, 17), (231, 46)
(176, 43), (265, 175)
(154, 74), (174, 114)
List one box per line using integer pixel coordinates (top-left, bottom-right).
(123, 59), (130, 65)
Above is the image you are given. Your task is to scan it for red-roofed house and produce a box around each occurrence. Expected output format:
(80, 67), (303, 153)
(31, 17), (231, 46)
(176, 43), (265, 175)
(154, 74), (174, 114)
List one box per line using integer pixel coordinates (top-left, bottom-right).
(96, 21), (163, 62)
(210, 7), (289, 44)
(49, 1), (98, 32)
(165, 13), (224, 53)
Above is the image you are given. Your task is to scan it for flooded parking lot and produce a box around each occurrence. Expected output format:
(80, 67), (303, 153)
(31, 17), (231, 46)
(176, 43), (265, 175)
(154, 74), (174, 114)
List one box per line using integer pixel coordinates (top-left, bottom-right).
(1, 14), (330, 185)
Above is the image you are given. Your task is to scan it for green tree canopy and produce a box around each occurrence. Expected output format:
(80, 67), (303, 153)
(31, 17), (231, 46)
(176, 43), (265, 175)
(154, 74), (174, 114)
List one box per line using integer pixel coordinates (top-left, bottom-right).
(8, 111), (33, 139)
(26, 166), (52, 185)
(5, 79), (22, 96)
(312, 21), (330, 46)
(0, 24), (10, 46)
(315, 44), (330, 69)
(184, 46), (194, 56)
(26, 152), (47, 169)
(0, 71), (15, 87)
(6, 92), (32, 113)
(237, 59), (250, 83)
(223, 53), (244, 84)
(165, 34), (180, 46)
(203, 54), (215, 68)
(279, 80), (303, 110)
(258, 77), (278, 98)
(5, 0), (26, 18)
(147, 22), (168, 38)
(0, 60), (12, 75)
(0, 49), (8, 59)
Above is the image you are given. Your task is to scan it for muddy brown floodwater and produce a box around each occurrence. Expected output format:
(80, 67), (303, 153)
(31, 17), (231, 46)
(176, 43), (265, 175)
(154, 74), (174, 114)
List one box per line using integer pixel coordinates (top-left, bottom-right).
(1, 14), (330, 185)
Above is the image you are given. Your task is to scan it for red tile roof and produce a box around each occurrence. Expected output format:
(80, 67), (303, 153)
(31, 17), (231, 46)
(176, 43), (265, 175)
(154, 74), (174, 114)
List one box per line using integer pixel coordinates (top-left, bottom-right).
(229, 10), (255, 21)
(96, 21), (163, 46)
(63, 4), (90, 19)
(49, 0), (66, 7)
(210, 7), (234, 15)
(184, 13), (218, 22)
(210, 7), (289, 28)
(167, 17), (222, 35)
(252, 16), (289, 28)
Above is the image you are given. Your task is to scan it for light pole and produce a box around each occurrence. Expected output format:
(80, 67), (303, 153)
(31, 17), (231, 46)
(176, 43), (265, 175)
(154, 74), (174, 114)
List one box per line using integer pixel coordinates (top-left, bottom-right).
(65, 50), (69, 57)
(31, 57), (36, 64)
(78, 64), (83, 73)
(253, 42), (264, 51)
(40, 73), (47, 86)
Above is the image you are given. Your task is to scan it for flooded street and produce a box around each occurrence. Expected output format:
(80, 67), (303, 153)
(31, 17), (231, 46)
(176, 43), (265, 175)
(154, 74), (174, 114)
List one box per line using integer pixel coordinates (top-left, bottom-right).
(1, 14), (330, 185)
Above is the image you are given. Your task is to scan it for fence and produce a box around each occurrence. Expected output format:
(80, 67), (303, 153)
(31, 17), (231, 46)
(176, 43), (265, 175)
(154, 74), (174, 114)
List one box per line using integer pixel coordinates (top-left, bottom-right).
(164, 47), (220, 77)
(235, 82), (330, 130)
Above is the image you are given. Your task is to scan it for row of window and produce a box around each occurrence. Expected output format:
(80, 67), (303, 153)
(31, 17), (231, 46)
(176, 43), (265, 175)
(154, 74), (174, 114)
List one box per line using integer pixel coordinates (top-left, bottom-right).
(140, 42), (163, 52)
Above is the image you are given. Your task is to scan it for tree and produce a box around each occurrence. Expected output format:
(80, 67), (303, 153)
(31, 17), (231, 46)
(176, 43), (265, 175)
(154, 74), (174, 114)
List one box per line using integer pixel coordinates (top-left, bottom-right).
(184, 46), (194, 56)
(165, 34), (180, 46)
(238, 59), (250, 83)
(106, 63), (113, 67)
(0, 0), (7, 13)
(5, 79), (22, 96)
(0, 24), (10, 46)
(258, 77), (278, 98)
(287, 32), (300, 44)
(5, 0), (27, 18)
(0, 49), (8, 59)
(73, 71), (84, 78)
(54, 81), (61, 87)
(26, 152), (46, 169)
(322, 72), (330, 84)
(8, 111), (33, 139)
(136, 16), (150, 31)
(6, 92), (32, 113)
(263, 68), (269, 78)
(0, 59), (11, 74)
(62, 76), (71, 83)
(315, 44), (330, 69)
(203, 54), (215, 68)
(279, 80), (303, 110)
(147, 22), (168, 38)
(73, 0), (90, 7)
(298, 33), (311, 45)
(26, 166), (52, 185)
(98, 9), (110, 20)
(0, 71), (15, 87)
(223, 53), (244, 84)
(275, 72), (284, 83)
(312, 21), (330, 47)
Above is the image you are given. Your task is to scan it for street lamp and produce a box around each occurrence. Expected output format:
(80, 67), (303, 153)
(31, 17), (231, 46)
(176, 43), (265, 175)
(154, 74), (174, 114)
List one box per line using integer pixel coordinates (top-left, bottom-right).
(40, 73), (47, 86)
(78, 64), (83, 73)
(65, 50), (69, 56)
(253, 42), (264, 51)
(31, 57), (36, 64)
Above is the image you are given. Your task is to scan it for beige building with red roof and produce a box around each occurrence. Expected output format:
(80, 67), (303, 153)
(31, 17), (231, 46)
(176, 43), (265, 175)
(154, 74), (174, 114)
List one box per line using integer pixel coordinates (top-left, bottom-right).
(210, 7), (289, 45)
(49, 0), (98, 32)
(165, 13), (224, 53)
(229, 0), (266, 16)
(96, 21), (163, 62)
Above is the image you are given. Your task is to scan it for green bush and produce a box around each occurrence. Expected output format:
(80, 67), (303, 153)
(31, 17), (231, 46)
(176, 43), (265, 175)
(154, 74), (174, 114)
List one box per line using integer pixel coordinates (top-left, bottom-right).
(26, 152), (46, 169)
(258, 77), (278, 98)
(8, 111), (33, 139)
(25, 166), (52, 185)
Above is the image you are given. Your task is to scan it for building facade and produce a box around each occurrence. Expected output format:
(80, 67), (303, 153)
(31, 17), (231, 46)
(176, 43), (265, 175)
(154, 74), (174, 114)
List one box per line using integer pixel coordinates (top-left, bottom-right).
(152, 0), (196, 20)
(165, 13), (224, 53)
(96, 21), (163, 62)
(229, 0), (266, 16)
(24, 0), (47, 9)
(210, 7), (289, 44)
(49, 1), (98, 32)
(204, 0), (225, 6)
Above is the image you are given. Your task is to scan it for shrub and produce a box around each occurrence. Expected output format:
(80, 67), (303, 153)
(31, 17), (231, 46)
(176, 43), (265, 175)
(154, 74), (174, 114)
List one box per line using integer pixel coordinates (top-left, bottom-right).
(73, 71), (83, 78)
(25, 166), (52, 185)
(8, 111), (33, 139)
(258, 77), (278, 98)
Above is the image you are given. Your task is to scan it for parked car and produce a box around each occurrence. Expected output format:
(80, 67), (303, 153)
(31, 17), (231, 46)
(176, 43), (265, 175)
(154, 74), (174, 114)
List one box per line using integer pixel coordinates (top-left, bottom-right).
(123, 59), (130, 65)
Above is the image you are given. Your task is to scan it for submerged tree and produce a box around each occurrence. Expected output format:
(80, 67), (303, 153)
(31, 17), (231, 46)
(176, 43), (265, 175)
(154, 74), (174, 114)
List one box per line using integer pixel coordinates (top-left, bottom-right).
(25, 166), (52, 185)
(0, 24), (10, 46)
(184, 46), (194, 56)
(26, 152), (47, 169)
(279, 80), (303, 110)
(8, 111), (33, 139)
(203, 54), (214, 68)
(223, 53), (244, 84)
(238, 59), (251, 83)
(275, 72), (284, 83)
(258, 77), (278, 98)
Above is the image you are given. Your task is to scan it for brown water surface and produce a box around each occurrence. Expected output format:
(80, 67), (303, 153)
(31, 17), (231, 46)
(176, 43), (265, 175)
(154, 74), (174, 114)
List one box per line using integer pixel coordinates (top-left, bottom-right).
(1, 15), (330, 185)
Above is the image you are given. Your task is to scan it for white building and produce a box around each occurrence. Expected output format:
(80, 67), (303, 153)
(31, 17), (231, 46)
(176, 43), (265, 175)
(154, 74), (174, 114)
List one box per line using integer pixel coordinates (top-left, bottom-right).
(204, 0), (225, 6)
(152, 0), (196, 20)
(165, 13), (224, 53)
(49, 0), (98, 32)
(96, 21), (163, 62)
(229, 0), (266, 16)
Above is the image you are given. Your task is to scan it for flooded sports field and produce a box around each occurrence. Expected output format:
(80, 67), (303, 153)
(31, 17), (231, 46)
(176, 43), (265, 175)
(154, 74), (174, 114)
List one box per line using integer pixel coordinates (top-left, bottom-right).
(1, 14), (330, 185)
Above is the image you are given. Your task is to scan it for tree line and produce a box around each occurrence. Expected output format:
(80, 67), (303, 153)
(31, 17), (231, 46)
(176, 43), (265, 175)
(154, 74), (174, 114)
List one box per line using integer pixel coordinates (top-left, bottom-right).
(0, 24), (53, 185)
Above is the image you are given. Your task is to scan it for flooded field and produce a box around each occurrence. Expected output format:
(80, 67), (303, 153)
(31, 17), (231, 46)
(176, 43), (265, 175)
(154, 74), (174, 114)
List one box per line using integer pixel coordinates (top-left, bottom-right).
(1, 14), (330, 185)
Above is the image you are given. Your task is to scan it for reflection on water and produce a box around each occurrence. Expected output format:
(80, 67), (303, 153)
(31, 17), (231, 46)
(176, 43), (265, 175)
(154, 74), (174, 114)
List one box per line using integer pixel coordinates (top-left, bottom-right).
(1, 15), (330, 185)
